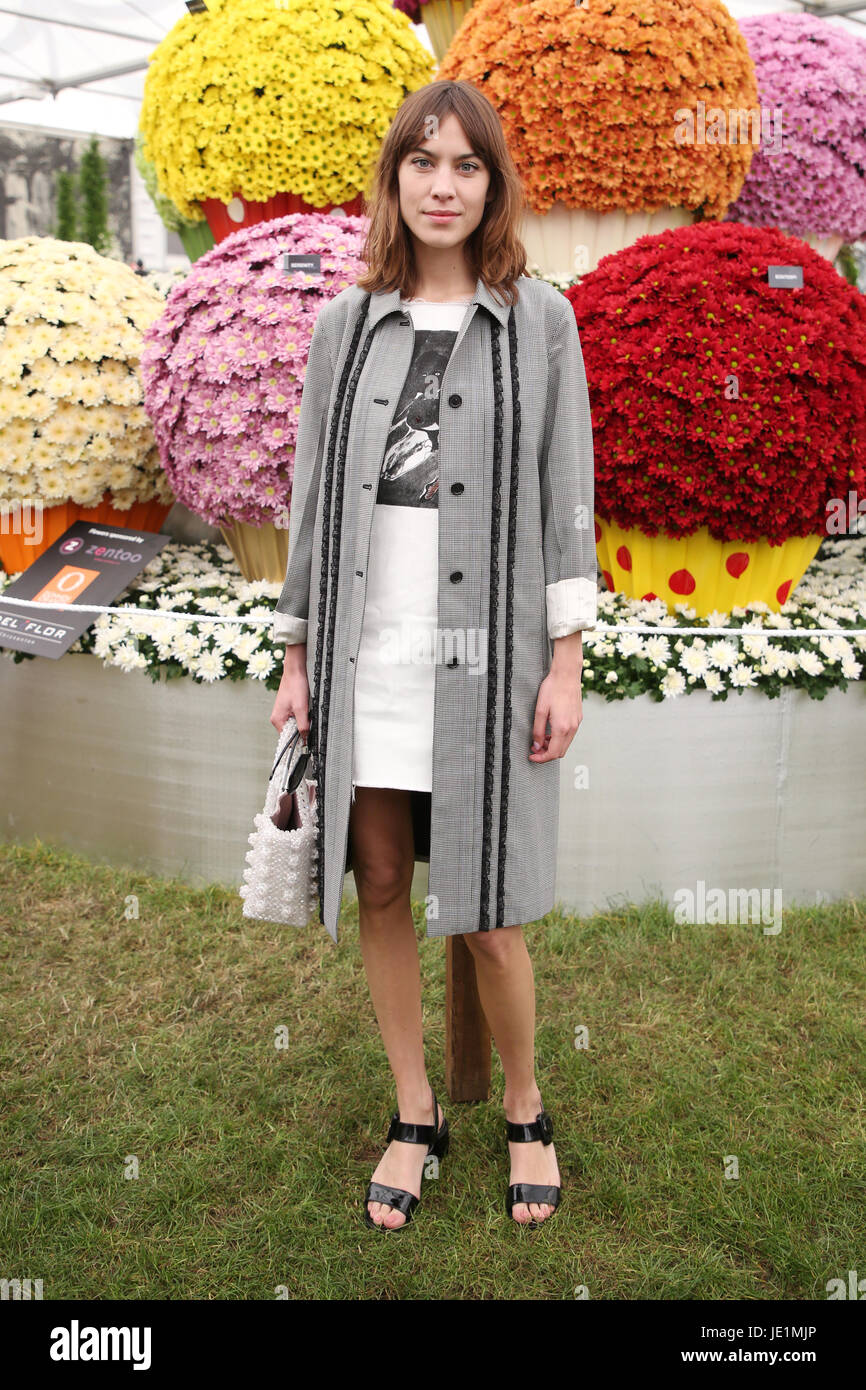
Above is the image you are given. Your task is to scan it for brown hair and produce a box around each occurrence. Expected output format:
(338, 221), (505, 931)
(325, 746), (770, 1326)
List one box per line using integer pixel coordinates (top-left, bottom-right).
(354, 79), (528, 307)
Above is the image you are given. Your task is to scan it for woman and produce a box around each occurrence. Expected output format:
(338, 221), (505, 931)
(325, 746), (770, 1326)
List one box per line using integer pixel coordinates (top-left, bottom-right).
(270, 80), (597, 1231)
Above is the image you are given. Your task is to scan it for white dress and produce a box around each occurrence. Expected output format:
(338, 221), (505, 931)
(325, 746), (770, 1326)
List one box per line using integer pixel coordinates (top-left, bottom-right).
(352, 297), (472, 796)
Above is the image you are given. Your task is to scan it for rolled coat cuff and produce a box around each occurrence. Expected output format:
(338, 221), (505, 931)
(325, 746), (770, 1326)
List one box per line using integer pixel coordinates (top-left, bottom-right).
(546, 577), (597, 638)
(273, 613), (308, 645)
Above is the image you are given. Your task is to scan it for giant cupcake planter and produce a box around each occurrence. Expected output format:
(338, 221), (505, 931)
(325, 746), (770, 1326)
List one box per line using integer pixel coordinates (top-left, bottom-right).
(0, 237), (174, 573)
(139, 0), (433, 246)
(438, 0), (758, 278)
(725, 14), (866, 266)
(394, 0), (477, 63)
(140, 213), (369, 583)
(567, 221), (866, 616)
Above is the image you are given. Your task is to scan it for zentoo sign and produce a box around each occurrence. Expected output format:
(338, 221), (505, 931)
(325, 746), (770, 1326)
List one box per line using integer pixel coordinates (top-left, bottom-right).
(0, 521), (169, 659)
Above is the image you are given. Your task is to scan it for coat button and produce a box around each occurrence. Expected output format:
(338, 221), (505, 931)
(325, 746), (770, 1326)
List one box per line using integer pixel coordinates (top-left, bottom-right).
(450, 571), (462, 583)
(450, 482), (464, 494)
(448, 394), (462, 408)
(356, 570), (363, 576)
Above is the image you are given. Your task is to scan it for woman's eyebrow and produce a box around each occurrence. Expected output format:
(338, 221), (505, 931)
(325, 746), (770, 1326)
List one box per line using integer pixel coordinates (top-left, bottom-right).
(407, 145), (482, 161)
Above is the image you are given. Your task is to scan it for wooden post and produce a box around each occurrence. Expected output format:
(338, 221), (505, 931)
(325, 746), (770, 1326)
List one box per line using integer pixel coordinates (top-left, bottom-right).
(445, 934), (491, 1101)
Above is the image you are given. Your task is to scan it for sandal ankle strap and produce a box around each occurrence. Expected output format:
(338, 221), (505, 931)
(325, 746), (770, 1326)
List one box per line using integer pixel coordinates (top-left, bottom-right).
(387, 1088), (440, 1148)
(506, 1107), (554, 1145)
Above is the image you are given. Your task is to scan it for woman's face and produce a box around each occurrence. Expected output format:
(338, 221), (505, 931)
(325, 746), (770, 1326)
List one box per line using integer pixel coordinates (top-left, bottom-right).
(396, 112), (492, 256)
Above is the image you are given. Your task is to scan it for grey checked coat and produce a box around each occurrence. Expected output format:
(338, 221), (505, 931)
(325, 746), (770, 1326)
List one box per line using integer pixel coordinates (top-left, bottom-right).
(272, 273), (597, 943)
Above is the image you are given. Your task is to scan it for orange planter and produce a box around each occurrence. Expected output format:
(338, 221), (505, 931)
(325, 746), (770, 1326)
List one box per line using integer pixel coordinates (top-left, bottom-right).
(200, 190), (365, 243)
(0, 495), (173, 575)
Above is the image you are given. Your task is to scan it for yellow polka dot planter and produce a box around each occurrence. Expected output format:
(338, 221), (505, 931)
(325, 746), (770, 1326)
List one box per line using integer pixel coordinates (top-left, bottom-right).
(594, 518), (823, 616)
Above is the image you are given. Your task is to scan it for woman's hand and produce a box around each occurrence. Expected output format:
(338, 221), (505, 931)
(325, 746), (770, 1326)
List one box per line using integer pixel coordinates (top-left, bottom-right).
(270, 644), (310, 737)
(529, 632), (583, 762)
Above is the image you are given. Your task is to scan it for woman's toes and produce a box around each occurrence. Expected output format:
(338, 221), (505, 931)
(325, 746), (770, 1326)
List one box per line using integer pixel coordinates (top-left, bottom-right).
(382, 1206), (406, 1230)
(511, 1201), (531, 1224)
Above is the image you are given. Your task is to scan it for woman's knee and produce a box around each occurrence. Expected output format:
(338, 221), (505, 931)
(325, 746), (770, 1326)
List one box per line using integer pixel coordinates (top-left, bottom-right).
(349, 788), (415, 913)
(355, 860), (413, 914)
(462, 923), (523, 963)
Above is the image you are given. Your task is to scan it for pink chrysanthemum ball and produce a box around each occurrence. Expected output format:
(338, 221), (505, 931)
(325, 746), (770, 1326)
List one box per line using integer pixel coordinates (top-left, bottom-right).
(726, 13), (866, 243)
(140, 214), (367, 527)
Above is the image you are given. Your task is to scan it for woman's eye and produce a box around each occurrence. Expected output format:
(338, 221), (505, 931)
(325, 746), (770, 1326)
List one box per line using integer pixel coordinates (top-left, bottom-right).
(411, 157), (480, 172)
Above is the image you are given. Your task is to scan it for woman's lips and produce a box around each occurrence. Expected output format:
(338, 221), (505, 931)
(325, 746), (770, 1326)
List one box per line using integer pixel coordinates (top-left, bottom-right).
(425, 212), (458, 220)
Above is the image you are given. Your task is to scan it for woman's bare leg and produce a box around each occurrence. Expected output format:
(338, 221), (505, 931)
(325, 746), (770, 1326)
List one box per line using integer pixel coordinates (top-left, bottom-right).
(350, 786), (443, 1229)
(462, 926), (560, 1225)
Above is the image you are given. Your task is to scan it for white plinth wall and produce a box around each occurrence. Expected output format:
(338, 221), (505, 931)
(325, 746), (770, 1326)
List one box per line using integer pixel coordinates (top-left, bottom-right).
(2, 654), (864, 918)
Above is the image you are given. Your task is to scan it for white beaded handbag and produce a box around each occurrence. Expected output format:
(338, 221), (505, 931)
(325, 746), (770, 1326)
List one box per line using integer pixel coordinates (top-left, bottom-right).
(239, 716), (319, 927)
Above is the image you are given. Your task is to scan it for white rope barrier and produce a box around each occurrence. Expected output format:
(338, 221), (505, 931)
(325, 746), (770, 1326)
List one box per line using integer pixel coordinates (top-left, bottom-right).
(1, 594), (864, 637)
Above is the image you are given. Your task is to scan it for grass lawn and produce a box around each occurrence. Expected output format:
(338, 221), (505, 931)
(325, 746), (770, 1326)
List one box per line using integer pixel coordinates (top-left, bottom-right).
(1, 839), (863, 1301)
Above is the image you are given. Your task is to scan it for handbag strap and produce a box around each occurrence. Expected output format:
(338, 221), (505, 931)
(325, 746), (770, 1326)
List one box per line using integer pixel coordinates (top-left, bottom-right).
(269, 716), (317, 791)
(269, 723), (302, 782)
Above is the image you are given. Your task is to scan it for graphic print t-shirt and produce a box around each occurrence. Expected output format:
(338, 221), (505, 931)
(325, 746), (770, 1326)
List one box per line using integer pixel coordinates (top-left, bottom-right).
(353, 298), (472, 792)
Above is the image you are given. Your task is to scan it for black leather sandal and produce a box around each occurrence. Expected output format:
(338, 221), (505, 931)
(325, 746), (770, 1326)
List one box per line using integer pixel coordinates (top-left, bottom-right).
(505, 1104), (561, 1228)
(363, 1087), (449, 1231)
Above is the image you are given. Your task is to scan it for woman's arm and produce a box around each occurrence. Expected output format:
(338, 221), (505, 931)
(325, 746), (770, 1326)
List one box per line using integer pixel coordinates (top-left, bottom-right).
(272, 309), (336, 649)
(530, 304), (597, 762)
(538, 302), (598, 649)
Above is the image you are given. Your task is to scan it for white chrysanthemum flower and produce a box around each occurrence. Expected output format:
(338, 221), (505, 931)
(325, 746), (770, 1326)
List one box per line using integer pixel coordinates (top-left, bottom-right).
(78, 377), (106, 407)
(643, 636), (670, 667)
(797, 650), (824, 677)
(680, 645), (710, 676)
(110, 642), (148, 673)
(702, 671), (724, 694)
(193, 650), (226, 682)
(660, 669), (686, 698)
(708, 640), (739, 670)
(171, 629), (204, 659)
(741, 634), (769, 659)
(231, 631), (265, 661)
(729, 664), (757, 688)
(246, 649), (277, 679)
(37, 469), (68, 499)
(616, 632), (645, 657)
(208, 623), (240, 652)
(605, 670), (618, 683)
(29, 439), (55, 468)
(87, 436), (112, 461)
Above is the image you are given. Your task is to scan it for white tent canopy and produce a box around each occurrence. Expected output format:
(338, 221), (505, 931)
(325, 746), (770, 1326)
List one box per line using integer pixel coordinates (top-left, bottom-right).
(0, 0), (863, 140)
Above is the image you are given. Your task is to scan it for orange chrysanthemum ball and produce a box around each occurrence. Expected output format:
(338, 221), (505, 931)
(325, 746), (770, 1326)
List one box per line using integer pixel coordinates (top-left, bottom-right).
(439, 0), (759, 218)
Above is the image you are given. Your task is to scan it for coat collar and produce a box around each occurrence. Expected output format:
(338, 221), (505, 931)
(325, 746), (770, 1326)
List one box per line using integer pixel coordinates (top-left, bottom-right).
(365, 274), (513, 330)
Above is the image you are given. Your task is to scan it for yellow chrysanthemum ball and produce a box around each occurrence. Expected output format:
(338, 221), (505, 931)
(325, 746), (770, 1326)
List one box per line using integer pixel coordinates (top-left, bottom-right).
(139, 0), (435, 221)
(0, 238), (174, 567)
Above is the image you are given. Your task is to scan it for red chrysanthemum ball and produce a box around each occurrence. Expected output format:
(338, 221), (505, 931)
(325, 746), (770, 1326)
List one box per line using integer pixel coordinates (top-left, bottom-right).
(567, 221), (866, 543)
